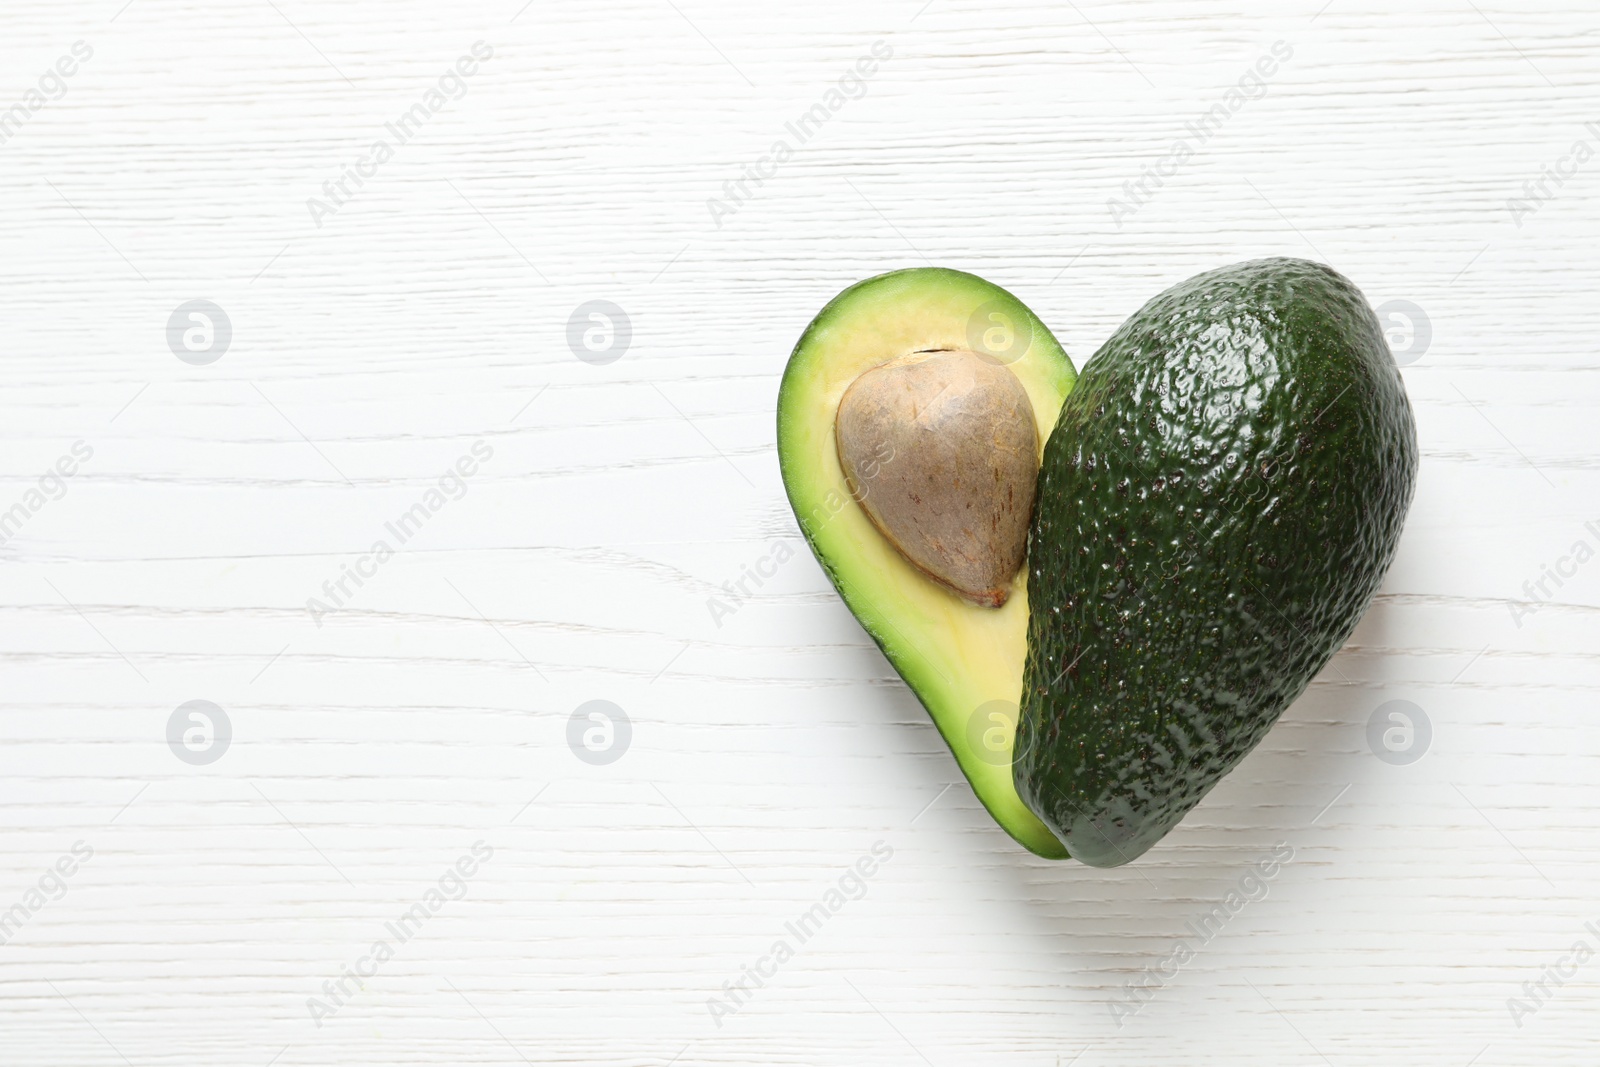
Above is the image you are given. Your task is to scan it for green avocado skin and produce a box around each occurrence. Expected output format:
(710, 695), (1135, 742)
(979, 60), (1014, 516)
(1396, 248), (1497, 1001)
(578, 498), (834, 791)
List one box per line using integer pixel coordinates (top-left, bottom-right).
(1014, 258), (1418, 867)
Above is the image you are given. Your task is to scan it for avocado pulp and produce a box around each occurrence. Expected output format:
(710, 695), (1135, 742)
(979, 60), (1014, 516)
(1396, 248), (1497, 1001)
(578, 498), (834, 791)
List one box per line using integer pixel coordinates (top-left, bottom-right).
(778, 268), (1075, 858)
(778, 259), (1417, 865)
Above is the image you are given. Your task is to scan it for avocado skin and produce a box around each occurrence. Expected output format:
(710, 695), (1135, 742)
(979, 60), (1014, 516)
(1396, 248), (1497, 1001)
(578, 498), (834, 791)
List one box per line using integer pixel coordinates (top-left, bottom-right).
(1014, 258), (1417, 866)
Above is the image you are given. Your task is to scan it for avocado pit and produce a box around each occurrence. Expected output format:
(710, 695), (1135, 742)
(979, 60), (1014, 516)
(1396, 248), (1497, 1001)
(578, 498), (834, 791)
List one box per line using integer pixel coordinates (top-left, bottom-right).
(834, 348), (1040, 607)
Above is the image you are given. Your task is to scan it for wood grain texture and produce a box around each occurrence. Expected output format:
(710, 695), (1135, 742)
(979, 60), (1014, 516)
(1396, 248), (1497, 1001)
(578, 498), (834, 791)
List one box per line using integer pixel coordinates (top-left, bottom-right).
(0, 0), (1596, 1063)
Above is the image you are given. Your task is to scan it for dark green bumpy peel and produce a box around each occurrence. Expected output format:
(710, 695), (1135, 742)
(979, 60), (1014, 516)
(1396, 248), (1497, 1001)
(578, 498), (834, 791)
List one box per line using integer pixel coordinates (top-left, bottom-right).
(1014, 258), (1418, 866)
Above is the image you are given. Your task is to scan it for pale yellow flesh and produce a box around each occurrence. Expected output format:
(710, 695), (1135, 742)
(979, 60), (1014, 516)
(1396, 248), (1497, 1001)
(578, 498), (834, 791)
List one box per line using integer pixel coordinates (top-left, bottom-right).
(778, 268), (1075, 858)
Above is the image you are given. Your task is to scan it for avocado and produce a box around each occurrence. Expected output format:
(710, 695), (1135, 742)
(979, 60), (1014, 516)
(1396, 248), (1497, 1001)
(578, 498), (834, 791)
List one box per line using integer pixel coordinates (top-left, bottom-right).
(779, 258), (1416, 865)
(1015, 257), (1417, 865)
(778, 267), (1075, 858)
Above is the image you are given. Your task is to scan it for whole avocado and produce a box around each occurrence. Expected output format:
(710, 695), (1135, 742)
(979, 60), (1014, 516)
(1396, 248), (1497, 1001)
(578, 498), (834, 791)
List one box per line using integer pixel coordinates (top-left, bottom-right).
(1014, 257), (1418, 866)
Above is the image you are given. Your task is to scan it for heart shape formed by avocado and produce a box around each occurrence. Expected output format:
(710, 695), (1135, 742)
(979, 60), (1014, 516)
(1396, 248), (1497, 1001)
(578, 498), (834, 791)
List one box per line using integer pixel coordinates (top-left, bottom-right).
(778, 259), (1417, 865)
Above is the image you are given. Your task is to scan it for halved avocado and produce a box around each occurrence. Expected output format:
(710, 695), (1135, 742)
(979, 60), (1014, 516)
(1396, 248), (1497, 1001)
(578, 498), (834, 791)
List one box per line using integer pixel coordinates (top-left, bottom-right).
(781, 259), (1417, 867)
(777, 267), (1074, 858)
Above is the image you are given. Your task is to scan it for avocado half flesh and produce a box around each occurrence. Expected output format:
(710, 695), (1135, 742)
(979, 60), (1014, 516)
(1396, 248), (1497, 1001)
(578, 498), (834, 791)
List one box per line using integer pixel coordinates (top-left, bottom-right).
(777, 267), (1075, 859)
(779, 259), (1417, 866)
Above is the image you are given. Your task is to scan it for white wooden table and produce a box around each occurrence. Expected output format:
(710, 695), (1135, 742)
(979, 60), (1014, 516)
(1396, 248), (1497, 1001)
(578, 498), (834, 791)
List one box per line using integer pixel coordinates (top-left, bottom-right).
(1, 1), (1595, 1063)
